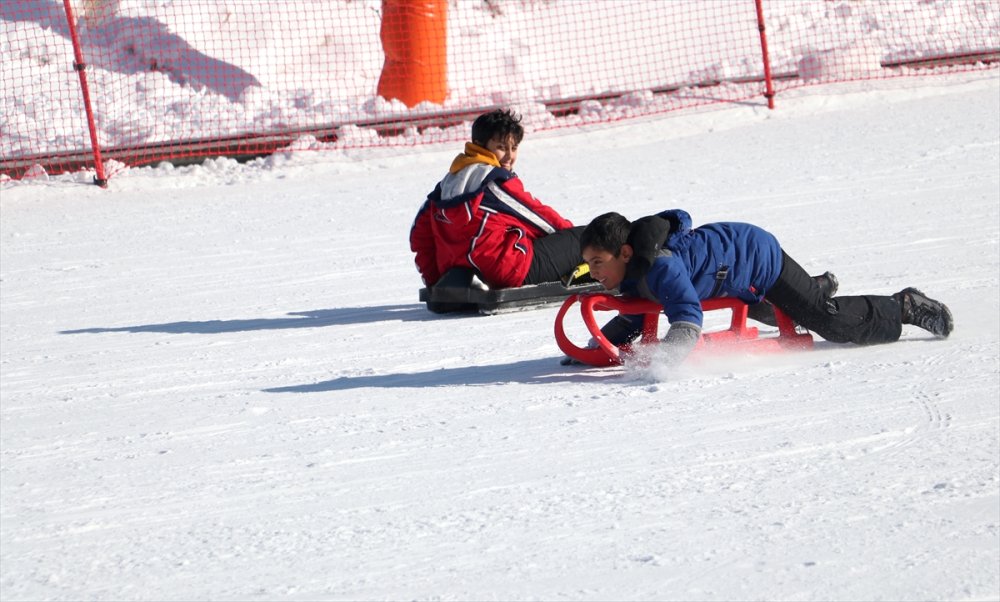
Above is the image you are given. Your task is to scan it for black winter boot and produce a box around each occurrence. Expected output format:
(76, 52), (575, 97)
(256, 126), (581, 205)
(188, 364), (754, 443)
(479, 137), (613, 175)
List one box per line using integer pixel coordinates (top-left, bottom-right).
(814, 271), (839, 297)
(893, 288), (953, 338)
(749, 271), (839, 327)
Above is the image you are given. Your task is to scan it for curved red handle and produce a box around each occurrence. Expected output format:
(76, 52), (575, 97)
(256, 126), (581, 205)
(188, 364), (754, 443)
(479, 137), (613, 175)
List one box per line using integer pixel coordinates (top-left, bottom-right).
(554, 294), (620, 366)
(554, 294), (662, 367)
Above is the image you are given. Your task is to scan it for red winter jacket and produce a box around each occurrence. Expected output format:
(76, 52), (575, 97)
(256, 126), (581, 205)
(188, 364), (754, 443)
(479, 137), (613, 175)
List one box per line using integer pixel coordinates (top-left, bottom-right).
(410, 143), (574, 288)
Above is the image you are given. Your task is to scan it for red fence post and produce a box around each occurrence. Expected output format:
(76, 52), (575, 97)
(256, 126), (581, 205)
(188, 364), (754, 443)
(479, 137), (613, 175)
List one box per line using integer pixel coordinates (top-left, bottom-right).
(61, 0), (108, 186)
(755, 0), (776, 110)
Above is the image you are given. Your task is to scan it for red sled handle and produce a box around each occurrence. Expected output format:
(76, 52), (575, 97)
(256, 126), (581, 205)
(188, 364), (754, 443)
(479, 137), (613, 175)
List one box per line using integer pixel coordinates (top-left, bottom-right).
(555, 293), (662, 366)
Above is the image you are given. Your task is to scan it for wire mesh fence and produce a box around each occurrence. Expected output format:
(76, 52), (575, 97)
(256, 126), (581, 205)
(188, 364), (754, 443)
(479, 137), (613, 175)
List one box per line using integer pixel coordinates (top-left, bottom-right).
(2, 0), (997, 181)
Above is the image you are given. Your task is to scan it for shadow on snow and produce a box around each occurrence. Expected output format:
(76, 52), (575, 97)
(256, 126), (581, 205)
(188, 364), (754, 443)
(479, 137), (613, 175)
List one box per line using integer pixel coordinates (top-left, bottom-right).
(264, 357), (615, 393)
(60, 304), (443, 334)
(2, 0), (259, 101)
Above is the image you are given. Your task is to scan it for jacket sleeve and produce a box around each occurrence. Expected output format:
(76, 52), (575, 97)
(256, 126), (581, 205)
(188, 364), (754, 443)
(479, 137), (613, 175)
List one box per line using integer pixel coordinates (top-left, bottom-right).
(490, 175), (575, 234)
(409, 200), (440, 286)
(650, 261), (704, 366)
(647, 258), (704, 329)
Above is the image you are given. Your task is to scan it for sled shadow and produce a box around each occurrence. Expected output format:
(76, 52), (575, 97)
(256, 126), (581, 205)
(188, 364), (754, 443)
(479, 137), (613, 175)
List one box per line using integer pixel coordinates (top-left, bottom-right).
(61, 304), (437, 335)
(265, 357), (615, 393)
(3, 1), (259, 101)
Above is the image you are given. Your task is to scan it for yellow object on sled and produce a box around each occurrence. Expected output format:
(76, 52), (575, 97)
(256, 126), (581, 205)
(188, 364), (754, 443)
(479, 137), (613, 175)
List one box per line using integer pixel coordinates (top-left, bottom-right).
(562, 263), (591, 287)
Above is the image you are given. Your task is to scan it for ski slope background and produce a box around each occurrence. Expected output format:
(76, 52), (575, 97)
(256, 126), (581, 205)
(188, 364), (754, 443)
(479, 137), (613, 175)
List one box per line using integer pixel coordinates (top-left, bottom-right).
(2, 70), (1000, 600)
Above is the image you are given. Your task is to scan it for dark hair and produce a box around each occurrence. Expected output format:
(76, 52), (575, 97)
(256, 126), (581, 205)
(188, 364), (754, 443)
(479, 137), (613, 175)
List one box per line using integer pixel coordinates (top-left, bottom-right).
(580, 212), (631, 255)
(471, 108), (524, 146)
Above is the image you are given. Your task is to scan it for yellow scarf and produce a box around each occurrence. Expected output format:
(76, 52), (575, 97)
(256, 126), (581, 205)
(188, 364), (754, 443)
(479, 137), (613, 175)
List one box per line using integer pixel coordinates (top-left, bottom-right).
(449, 142), (500, 174)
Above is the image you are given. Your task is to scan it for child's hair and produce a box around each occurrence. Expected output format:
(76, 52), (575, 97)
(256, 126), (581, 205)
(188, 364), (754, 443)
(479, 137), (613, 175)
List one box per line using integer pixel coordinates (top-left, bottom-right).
(581, 212), (631, 255)
(471, 108), (524, 146)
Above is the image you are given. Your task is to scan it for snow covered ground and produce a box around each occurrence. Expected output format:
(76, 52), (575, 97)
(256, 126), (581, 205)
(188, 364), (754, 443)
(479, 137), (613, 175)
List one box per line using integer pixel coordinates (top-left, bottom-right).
(2, 71), (999, 601)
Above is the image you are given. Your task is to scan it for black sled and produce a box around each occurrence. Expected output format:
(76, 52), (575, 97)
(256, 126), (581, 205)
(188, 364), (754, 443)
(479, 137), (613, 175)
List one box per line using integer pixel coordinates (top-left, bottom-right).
(419, 266), (606, 315)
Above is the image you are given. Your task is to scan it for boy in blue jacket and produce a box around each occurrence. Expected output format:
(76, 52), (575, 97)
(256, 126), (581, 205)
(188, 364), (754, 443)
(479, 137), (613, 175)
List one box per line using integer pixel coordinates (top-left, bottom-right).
(579, 210), (953, 365)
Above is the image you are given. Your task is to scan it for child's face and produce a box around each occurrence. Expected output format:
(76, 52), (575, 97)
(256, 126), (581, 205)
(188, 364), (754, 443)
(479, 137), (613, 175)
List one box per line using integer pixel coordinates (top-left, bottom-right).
(485, 134), (519, 171)
(582, 244), (632, 290)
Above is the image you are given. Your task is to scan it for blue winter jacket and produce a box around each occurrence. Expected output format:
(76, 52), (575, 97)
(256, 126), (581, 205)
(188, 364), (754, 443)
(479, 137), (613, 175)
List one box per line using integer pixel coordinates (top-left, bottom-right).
(620, 209), (784, 329)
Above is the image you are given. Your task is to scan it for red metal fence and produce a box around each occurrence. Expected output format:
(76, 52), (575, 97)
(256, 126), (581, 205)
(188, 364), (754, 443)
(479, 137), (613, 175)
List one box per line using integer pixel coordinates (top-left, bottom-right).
(2, 0), (997, 183)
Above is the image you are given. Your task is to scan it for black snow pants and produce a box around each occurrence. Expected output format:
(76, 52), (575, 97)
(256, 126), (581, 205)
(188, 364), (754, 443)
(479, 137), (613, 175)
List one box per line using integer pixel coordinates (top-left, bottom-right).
(765, 251), (902, 345)
(523, 226), (587, 285)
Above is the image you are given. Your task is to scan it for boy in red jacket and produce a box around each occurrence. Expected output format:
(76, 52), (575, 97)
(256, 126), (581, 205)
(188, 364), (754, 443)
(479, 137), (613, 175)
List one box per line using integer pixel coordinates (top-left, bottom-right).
(410, 109), (584, 289)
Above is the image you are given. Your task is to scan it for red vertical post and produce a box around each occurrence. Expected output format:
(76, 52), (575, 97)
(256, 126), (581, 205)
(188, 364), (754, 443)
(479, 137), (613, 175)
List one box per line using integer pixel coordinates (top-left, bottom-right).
(62, 0), (108, 186)
(754, 0), (776, 110)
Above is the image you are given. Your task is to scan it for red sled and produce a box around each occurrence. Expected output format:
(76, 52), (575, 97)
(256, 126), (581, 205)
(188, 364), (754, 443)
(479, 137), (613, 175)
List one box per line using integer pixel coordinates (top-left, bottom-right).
(554, 293), (814, 367)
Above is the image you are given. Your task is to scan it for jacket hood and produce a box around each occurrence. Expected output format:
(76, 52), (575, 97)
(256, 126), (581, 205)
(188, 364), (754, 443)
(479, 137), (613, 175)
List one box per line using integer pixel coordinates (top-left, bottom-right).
(434, 143), (509, 203)
(449, 142), (501, 174)
(626, 215), (672, 278)
(625, 209), (692, 278)
(655, 209), (693, 251)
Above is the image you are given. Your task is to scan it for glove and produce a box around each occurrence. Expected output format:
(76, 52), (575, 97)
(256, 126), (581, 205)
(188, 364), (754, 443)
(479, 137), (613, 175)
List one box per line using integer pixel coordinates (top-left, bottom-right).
(659, 322), (701, 365)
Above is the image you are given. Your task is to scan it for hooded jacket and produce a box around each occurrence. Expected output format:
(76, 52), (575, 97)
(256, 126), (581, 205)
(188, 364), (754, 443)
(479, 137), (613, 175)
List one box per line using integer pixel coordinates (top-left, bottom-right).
(621, 209), (784, 328)
(410, 143), (574, 288)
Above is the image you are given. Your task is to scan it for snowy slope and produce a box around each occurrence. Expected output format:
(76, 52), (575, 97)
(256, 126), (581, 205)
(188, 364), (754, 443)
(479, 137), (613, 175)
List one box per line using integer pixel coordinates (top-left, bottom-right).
(1, 72), (999, 601)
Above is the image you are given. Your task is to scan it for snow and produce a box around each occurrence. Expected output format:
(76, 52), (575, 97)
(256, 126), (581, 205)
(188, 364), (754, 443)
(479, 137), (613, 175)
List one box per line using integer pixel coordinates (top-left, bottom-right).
(2, 70), (998, 601)
(2, 0), (1000, 598)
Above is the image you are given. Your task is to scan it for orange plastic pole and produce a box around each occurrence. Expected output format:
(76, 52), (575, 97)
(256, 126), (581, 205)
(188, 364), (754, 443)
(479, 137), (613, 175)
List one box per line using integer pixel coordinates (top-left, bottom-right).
(377, 0), (448, 107)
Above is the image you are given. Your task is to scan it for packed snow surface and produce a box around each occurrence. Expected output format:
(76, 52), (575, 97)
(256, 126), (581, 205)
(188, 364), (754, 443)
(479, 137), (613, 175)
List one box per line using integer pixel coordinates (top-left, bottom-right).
(1, 72), (999, 600)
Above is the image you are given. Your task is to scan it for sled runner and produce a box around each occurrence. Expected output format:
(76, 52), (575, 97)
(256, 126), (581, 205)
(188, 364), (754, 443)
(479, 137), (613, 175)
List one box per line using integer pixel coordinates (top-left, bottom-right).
(419, 266), (606, 315)
(555, 293), (814, 367)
